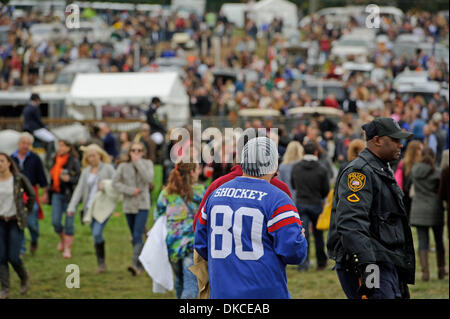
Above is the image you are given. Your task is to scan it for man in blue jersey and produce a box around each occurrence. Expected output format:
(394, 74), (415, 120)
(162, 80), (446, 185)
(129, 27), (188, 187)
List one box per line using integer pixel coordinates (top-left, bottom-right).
(194, 137), (307, 299)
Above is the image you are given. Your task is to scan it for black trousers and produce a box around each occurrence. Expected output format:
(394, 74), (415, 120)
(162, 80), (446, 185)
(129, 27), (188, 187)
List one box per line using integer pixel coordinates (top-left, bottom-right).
(335, 262), (409, 299)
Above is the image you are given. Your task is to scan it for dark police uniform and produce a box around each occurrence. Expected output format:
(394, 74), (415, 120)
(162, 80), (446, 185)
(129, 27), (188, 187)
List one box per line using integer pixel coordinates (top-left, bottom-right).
(327, 148), (415, 299)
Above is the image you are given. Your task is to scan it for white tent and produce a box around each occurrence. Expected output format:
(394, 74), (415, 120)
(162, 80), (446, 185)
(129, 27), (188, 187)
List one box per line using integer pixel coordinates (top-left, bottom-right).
(250, 0), (298, 35)
(221, 0), (298, 36)
(220, 3), (249, 28)
(67, 72), (190, 128)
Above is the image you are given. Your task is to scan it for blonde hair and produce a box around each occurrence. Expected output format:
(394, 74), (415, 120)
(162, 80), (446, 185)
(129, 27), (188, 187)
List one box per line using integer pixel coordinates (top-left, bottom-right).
(81, 144), (111, 168)
(281, 141), (304, 165)
(347, 139), (365, 162)
(403, 140), (423, 177)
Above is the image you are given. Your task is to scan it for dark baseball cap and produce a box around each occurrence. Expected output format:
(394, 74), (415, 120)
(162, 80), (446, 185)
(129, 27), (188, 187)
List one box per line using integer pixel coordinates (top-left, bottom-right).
(362, 117), (413, 140)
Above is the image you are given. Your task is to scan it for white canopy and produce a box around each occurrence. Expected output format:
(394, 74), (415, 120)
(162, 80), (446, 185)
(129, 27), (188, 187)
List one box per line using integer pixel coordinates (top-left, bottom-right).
(221, 0), (298, 36)
(67, 72), (190, 128)
(220, 3), (249, 28)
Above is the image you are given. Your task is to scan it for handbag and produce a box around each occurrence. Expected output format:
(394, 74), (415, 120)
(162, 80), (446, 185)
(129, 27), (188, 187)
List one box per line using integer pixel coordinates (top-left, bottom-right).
(316, 188), (334, 231)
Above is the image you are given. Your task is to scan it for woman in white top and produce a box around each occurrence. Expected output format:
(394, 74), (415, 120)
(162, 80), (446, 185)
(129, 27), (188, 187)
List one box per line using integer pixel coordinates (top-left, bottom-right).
(67, 144), (115, 273)
(0, 152), (35, 299)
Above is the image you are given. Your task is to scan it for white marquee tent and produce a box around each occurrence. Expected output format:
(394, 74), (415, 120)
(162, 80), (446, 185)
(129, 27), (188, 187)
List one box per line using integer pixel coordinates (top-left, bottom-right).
(221, 0), (298, 36)
(67, 72), (190, 128)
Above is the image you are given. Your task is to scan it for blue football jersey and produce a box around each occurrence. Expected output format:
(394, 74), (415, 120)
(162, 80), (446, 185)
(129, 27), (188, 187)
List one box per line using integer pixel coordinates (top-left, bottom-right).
(194, 176), (308, 299)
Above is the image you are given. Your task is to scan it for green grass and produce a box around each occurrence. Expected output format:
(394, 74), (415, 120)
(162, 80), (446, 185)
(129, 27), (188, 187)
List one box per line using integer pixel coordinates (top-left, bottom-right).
(10, 210), (448, 299)
(7, 166), (449, 298)
(287, 227), (449, 299)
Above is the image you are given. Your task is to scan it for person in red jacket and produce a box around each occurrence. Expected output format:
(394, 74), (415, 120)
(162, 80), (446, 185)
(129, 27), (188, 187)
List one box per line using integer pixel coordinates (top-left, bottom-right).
(323, 93), (339, 109)
(190, 129), (292, 298)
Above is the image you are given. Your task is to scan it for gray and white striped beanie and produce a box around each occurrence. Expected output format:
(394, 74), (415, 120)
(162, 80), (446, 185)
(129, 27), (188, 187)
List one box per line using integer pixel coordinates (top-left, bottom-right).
(241, 137), (278, 177)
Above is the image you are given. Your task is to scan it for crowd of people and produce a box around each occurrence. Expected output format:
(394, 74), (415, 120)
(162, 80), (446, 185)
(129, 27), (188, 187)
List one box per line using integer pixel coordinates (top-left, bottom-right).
(1, 106), (449, 298)
(0, 3), (449, 300)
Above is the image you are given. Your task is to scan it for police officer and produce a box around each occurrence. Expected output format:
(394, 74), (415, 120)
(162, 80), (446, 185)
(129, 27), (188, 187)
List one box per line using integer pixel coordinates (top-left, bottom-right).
(327, 117), (415, 299)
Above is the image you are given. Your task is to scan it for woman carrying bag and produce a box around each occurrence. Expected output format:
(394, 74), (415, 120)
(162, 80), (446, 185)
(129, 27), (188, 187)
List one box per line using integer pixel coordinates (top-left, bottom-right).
(113, 142), (154, 276)
(0, 153), (35, 299)
(154, 162), (205, 299)
(67, 144), (115, 273)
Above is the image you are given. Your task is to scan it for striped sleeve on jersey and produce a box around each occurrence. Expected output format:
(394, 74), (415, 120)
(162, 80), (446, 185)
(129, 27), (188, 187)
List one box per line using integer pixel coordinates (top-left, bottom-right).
(267, 204), (302, 232)
(198, 206), (207, 225)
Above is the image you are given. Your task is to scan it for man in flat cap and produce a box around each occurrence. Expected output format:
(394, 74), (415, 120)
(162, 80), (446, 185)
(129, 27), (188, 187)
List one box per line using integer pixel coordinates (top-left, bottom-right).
(327, 117), (415, 299)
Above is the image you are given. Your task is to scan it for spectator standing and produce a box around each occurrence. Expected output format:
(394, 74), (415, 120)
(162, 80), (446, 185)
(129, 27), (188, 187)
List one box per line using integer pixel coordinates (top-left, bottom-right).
(146, 97), (167, 146)
(99, 123), (118, 161)
(438, 150), (449, 242)
(278, 141), (304, 199)
(134, 123), (157, 164)
(11, 132), (48, 256)
(424, 123), (438, 155)
(410, 147), (446, 281)
(335, 122), (358, 163)
(191, 129), (293, 298)
(291, 141), (330, 271)
(154, 162), (205, 299)
(88, 125), (103, 148)
(67, 144), (115, 273)
(0, 153), (35, 299)
(49, 140), (81, 259)
(338, 139), (366, 174)
(112, 142), (154, 276)
(118, 131), (133, 161)
(394, 141), (423, 218)
(194, 137), (307, 299)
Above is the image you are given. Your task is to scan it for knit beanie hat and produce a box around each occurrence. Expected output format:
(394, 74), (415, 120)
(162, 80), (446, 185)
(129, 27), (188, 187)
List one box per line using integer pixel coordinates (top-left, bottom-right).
(241, 137), (278, 177)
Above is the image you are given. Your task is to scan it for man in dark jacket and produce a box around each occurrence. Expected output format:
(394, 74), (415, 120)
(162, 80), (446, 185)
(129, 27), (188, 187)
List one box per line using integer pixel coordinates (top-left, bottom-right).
(327, 117), (415, 299)
(11, 132), (48, 256)
(291, 141), (330, 271)
(99, 123), (118, 161)
(146, 97), (166, 145)
(22, 93), (55, 165)
(22, 93), (46, 134)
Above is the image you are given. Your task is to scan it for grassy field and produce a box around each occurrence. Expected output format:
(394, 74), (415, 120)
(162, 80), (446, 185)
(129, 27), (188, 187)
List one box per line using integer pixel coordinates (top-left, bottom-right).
(6, 166), (449, 299)
(7, 203), (448, 299)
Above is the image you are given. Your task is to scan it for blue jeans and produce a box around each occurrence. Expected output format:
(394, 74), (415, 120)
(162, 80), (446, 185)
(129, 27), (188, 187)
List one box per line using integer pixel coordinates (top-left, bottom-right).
(170, 253), (198, 299)
(125, 210), (149, 246)
(51, 193), (74, 235)
(296, 203), (328, 269)
(20, 202), (39, 254)
(90, 217), (110, 244)
(0, 219), (24, 268)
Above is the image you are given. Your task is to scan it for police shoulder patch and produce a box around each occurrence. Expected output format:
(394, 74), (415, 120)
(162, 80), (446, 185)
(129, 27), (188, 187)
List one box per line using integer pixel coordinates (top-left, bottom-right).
(347, 172), (366, 192)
